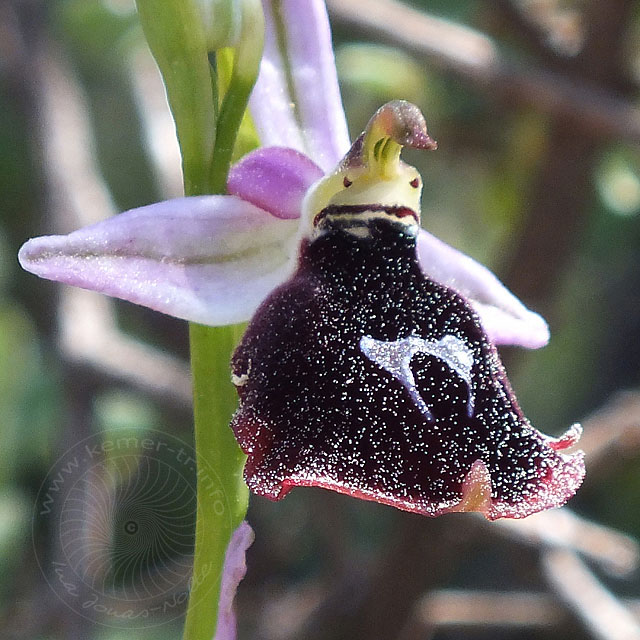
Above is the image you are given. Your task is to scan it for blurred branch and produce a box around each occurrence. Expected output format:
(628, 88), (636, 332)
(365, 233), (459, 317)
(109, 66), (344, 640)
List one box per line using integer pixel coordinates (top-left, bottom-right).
(59, 287), (192, 407)
(579, 0), (637, 90)
(328, 0), (640, 145)
(280, 514), (478, 640)
(578, 390), (640, 469)
(505, 119), (596, 310)
(402, 589), (565, 637)
(503, 0), (635, 310)
(543, 548), (640, 640)
(403, 589), (640, 638)
(128, 46), (184, 200)
(37, 45), (115, 232)
(491, 507), (638, 577)
(496, 0), (558, 57)
(495, 0), (583, 61)
(36, 45), (192, 407)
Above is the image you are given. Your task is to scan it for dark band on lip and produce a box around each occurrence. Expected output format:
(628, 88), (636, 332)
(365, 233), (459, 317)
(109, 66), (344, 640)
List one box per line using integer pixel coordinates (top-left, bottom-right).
(313, 204), (419, 227)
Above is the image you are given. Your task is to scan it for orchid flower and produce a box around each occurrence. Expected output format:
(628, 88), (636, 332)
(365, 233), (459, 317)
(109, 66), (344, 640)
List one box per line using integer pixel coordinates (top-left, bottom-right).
(19, 1), (547, 349)
(19, 0), (582, 522)
(231, 100), (584, 521)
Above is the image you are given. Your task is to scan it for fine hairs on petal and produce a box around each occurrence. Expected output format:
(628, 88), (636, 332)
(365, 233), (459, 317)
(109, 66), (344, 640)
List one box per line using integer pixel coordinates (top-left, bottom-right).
(19, 196), (299, 326)
(231, 211), (584, 520)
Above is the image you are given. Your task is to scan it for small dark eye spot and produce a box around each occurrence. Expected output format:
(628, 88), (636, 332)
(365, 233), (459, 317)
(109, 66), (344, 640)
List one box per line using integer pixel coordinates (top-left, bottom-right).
(410, 177), (420, 188)
(343, 176), (352, 188)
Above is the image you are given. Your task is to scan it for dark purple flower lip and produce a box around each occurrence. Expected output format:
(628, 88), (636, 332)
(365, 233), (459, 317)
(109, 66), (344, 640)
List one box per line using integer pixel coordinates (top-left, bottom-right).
(313, 204), (419, 228)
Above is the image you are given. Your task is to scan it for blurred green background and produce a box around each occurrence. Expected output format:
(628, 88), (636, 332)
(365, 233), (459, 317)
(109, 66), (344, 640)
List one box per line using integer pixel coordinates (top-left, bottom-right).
(2, 0), (640, 638)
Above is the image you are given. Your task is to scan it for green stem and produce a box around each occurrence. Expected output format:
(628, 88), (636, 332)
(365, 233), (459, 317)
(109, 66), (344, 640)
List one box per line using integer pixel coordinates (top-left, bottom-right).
(183, 323), (248, 640)
(183, 2), (264, 638)
(135, 0), (263, 637)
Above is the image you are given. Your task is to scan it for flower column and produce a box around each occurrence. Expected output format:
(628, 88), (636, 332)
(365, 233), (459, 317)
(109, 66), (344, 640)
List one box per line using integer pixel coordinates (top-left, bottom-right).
(134, 1), (263, 638)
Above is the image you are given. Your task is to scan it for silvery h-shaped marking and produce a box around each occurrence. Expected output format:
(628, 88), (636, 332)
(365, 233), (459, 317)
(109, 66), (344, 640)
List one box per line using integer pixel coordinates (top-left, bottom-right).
(359, 334), (475, 422)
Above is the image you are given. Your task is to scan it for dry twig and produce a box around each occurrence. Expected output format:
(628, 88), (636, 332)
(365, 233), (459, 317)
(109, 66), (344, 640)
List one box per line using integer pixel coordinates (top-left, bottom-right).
(128, 47), (184, 200)
(543, 548), (640, 640)
(491, 507), (639, 577)
(327, 0), (640, 145)
(413, 589), (564, 629)
(403, 589), (640, 638)
(579, 390), (640, 468)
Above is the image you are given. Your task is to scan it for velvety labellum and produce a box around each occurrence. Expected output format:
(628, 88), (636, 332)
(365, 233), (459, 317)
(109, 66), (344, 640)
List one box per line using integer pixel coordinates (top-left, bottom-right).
(231, 218), (584, 520)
